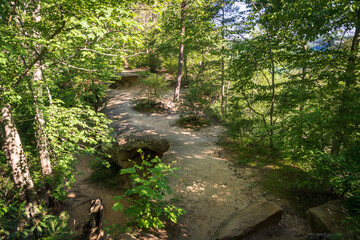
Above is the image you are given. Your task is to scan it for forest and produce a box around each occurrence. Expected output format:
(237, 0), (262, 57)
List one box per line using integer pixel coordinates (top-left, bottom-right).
(1, 0), (360, 239)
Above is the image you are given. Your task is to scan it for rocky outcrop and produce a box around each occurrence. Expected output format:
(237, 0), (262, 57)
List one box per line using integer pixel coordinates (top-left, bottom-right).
(110, 129), (171, 169)
(110, 73), (143, 89)
(307, 200), (345, 234)
(102, 89), (171, 169)
(215, 202), (283, 240)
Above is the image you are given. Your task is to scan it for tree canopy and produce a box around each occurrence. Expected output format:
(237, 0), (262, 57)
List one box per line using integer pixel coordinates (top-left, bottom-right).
(1, 0), (360, 238)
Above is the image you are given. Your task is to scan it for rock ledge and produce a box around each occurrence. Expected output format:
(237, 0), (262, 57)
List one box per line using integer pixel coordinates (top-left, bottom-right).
(215, 201), (283, 240)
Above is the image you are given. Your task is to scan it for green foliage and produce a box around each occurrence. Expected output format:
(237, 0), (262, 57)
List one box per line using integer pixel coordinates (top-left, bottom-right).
(43, 100), (114, 200)
(0, 201), (71, 240)
(128, 53), (162, 72)
(112, 149), (185, 230)
(133, 74), (169, 112)
(162, 58), (178, 74)
(0, 0), (165, 239)
(139, 74), (169, 100)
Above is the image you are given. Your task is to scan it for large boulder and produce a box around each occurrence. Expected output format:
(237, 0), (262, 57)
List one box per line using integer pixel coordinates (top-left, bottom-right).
(307, 200), (345, 234)
(110, 129), (171, 169)
(215, 202), (283, 240)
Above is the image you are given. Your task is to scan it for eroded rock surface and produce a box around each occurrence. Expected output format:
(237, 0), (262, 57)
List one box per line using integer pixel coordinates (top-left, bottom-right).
(110, 72), (143, 89)
(215, 202), (283, 240)
(111, 130), (171, 169)
(307, 200), (345, 234)
(102, 88), (171, 168)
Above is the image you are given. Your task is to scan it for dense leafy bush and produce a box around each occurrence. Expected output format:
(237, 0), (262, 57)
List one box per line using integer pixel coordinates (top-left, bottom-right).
(113, 150), (185, 230)
(0, 201), (71, 239)
(138, 74), (169, 100)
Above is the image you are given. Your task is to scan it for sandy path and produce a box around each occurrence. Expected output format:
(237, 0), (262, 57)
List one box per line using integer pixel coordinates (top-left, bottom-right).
(102, 86), (310, 240)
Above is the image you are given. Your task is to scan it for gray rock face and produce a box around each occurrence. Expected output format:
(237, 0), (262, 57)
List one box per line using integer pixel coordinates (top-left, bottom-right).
(307, 200), (345, 234)
(215, 202), (283, 240)
(111, 130), (171, 169)
(109, 73), (143, 89)
(102, 89), (171, 169)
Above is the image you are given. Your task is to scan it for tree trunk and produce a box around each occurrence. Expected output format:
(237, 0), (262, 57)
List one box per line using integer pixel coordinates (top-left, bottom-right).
(299, 43), (307, 112)
(1, 103), (36, 202)
(220, 0), (226, 115)
(331, 18), (360, 155)
(173, 0), (187, 102)
(82, 199), (111, 240)
(263, 22), (276, 149)
(225, 80), (230, 114)
(31, 0), (52, 177)
(195, 46), (209, 87)
(30, 66), (52, 177)
(184, 51), (188, 82)
(30, 1), (58, 211)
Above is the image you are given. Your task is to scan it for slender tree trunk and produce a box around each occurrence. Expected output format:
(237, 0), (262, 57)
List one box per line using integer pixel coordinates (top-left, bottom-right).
(28, 73), (52, 178)
(299, 43), (307, 112)
(30, 1), (59, 211)
(263, 26), (276, 149)
(173, 0), (187, 102)
(42, 62), (53, 105)
(220, 0), (226, 115)
(31, 0), (52, 178)
(195, 46), (209, 84)
(1, 104), (36, 202)
(331, 16), (360, 155)
(225, 80), (230, 114)
(184, 51), (188, 82)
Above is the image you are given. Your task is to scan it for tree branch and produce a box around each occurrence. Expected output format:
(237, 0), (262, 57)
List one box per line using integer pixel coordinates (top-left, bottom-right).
(54, 59), (97, 72)
(80, 48), (120, 57)
(12, 20), (66, 88)
(13, 47), (48, 88)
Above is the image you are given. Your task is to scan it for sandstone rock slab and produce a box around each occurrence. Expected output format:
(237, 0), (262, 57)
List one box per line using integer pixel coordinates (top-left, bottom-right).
(110, 130), (170, 169)
(307, 200), (345, 234)
(215, 202), (283, 240)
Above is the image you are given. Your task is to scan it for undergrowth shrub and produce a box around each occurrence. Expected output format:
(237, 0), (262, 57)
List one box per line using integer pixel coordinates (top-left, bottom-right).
(138, 74), (169, 100)
(134, 74), (169, 113)
(0, 201), (71, 239)
(133, 99), (164, 113)
(112, 150), (185, 230)
(176, 115), (211, 129)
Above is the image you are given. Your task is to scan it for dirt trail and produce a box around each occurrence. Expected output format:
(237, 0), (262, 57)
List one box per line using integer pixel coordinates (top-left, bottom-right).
(64, 73), (310, 239)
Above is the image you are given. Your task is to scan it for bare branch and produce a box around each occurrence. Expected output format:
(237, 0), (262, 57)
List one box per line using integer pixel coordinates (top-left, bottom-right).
(80, 48), (120, 57)
(54, 60), (97, 72)
(13, 47), (48, 88)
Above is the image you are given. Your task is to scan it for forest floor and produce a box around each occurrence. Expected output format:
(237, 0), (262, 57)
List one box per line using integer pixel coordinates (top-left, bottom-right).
(63, 70), (310, 240)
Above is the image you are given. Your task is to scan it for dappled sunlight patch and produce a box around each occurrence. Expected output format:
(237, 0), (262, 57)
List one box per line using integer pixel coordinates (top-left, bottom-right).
(66, 192), (76, 198)
(186, 182), (206, 194)
(192, 154), (206, 159)
(211, 194), (228, 204)
(213, 183), (227, 188)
